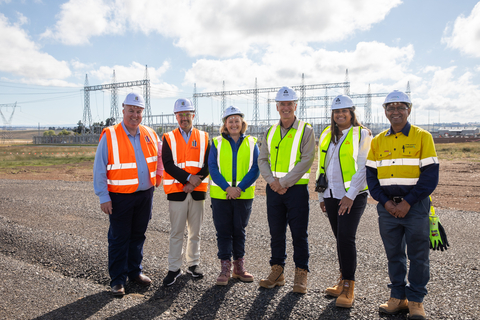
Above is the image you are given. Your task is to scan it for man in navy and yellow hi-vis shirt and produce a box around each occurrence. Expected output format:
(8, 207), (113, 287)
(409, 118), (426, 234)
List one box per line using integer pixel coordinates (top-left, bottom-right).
(258, 86), (315, 294)
(366, 90), (439, 320)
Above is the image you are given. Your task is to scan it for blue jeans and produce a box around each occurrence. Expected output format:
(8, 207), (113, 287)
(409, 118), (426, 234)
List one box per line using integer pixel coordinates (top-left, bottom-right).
(211, 198), (253, 261)
(108, 187), (153, 287)
(378, 196), (430, 302)
(266, 184), (310, 271)
(324, 192), (367, 281)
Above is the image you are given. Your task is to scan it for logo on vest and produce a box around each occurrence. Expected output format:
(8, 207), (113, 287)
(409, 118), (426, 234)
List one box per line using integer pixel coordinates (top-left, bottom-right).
(345, 141), (351, 144)
(192, 140), (197, 147)
(288, 134), (293, 138)
(144, 135), (151, 143)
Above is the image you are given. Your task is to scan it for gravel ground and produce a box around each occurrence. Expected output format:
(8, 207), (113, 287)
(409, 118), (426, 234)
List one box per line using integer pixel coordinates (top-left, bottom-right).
(0, 179), (479, 319)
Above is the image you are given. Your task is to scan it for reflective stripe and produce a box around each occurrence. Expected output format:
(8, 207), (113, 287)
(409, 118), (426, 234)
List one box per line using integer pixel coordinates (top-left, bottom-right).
(186, 161), (202, 168)
(267, 124), (278, 156)
(319, 127), (329, 143)
(107, 178), (138, 186)
(352, 126), (360, 171)
(108, 126), (120, 167)
(146, 156), (157, 163)
(164, 178), (209, 185)
(199, 131), (206, 167)
(167, 131), (177, 165)
(379, 177), (419, 186)
(344, 181), (351, 189)
(150, 171), (156, 178)
(216, 136), (223, 175)
(211, 179), (255, 187)
(107, 163), (137, 170)
(365, 159), (377, 169)
(144, 126), (158, 154)
(420, 156), (439, 167)
(377, 158), (420, 167)
(273, 171), (310, 180)
(288, 121), (306, 171)
(247, 136), (255, 170)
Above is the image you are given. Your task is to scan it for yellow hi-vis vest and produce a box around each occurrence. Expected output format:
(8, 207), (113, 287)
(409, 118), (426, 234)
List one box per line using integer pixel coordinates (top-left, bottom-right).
(266, 120), (310, 185)
(317, 126), (367, 192)
(210, 135), (257, 199)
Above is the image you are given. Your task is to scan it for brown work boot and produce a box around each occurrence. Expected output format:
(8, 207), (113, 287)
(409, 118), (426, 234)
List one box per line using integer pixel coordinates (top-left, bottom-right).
(325, 273), (344, 297)
(259, 265), (285, 288)
(379, 297), (409, 314)
(408, 301), (427, 320)
(216, 260), (231, 286)
(232, 257), (254, 282)
(336, 280), (355, 308)
(292, 267), (308, 294)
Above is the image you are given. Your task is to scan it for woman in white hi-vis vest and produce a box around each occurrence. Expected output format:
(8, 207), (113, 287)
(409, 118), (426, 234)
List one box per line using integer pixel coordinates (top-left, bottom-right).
(317, 95), (372, 308)
(208, 106), (260, 286)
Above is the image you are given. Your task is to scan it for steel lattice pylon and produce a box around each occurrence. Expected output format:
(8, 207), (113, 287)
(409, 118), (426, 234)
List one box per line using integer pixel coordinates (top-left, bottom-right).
(111, 70), (119, 122)
(83, 75), (92, 132)
(0, 102), (17, 143)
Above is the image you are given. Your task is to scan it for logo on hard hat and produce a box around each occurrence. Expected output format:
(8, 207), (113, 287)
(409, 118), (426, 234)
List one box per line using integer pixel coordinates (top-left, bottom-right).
(335, 98), (341, 104)
(392, 95), (400, 100)
(182, 101), (185, 106)
(283, 90), (288, 95)
(135, 96), (139, 101)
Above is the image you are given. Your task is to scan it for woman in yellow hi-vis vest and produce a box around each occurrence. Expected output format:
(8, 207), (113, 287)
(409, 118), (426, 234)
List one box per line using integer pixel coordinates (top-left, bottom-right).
(317, 95), (372, 308)
(208, 106), (260, 286)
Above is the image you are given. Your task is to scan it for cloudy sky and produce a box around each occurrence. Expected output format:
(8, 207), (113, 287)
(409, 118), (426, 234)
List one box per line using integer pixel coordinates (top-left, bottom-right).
(0, 0), (479, 127)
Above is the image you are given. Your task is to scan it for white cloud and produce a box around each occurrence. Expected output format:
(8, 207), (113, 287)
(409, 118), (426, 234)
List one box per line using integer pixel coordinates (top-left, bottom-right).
(41, 0), (124, 45)
(184, 41), (415, 93)
(43, 0), (401, 56)
(442, 2), (480, 57)
(0, 14), (72, 80)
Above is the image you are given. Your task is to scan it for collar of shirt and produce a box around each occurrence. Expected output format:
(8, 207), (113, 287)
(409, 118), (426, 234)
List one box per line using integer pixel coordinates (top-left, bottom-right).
(121, 121), (139, 137)
(341, 125), (353, 134)
(222, 132), (245, 145)
(278, 116), (299, 130)
(386, 121), (411, 137)
(179, 127), (192, 136)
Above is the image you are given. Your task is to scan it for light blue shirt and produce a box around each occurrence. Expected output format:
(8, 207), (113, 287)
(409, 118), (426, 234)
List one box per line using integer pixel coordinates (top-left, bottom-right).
(178, 126), (192, 181)
(93, 122), (153, 204)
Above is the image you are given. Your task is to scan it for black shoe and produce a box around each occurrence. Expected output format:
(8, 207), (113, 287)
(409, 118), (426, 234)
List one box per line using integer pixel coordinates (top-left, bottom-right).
(163, 269), (182, 286)
(111, 284), (125, 296)
(187, 265), (204, 278)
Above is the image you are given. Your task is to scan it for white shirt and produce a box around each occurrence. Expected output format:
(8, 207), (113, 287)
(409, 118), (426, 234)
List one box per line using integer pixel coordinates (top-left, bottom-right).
(318, 126), (372, 202)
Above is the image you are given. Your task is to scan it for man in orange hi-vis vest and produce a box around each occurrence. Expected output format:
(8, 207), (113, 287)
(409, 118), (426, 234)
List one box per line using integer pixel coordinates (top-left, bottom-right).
(162, 98), (210, 287)
(94, 92), (163, 296)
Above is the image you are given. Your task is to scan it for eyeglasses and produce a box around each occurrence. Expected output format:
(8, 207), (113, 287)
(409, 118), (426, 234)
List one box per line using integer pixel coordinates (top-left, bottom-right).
(176, 112), (194, 118)
(385, 106), (409, 112)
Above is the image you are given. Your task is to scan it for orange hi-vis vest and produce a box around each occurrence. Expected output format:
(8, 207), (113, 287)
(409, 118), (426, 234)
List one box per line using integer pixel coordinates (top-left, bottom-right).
(101, 123), (159, 193)
(163, 128), (209, 194)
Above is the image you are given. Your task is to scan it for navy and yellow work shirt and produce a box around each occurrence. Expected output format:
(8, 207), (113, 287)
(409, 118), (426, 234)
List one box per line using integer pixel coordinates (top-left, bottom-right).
(366, 122), (439, 206)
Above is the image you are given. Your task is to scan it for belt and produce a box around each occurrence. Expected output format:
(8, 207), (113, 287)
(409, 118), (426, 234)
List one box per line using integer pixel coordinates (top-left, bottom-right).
(389, 196), (404, 204)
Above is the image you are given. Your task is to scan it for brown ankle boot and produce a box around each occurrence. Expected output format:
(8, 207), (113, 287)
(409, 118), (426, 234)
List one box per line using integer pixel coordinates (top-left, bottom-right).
(216, 260), (231, 286)
(336, 280), (355, 308)
(259, 265), (285, 289)
(325, 273), (344, 297)
(232, 257), (254, 282)
(292, 267), (308, 294)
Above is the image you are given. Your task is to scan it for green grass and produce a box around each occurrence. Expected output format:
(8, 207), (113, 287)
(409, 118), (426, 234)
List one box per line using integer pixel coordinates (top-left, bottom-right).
(0, 145), (97, 168)
(436, 141), (480, 161)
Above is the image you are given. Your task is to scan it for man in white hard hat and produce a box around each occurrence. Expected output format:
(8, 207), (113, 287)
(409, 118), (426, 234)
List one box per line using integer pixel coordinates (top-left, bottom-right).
(94, 92), (163, 296)
(258, 86), (315, 294)
(162, 98), (210, 286)
(366, 90), (439, 319)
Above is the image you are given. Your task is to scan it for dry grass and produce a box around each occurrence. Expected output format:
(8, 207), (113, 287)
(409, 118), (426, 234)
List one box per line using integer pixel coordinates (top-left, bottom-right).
(435, 141), (480, 161)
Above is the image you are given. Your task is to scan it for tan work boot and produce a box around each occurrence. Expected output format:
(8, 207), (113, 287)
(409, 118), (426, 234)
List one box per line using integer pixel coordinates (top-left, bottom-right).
(408, 301), (427, 320)
(292, 267), (308, 294)
(259, 265), (285, 288)
(232, 257), (254, 282)
(336, 280), (355, 308)
(325, 273), (344, 297)
(216, 260), (231, 286)
(379, 297), (409, 314)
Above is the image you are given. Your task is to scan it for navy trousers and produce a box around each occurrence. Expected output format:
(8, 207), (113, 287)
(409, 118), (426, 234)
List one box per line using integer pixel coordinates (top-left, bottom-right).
(211, 198), (253, 261)
(108, 187), (153, 287)
(266, 184), (310, 271)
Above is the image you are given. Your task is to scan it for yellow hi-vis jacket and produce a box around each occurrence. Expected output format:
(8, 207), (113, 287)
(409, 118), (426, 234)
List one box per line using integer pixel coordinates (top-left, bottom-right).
(101, 123), (159, 193)
(266, 120), (310, 185)
(317, 126), (367, 192)
(210, 135), (257, 199)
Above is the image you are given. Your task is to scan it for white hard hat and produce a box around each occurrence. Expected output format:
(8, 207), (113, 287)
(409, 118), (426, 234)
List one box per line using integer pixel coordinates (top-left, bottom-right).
(331, 95), (355, 110)
(275, 86), (298, 102)
(174, 98), (195, 113)
(223, 106), (244, 121)
(383, 90), (412, 108)
(123, 92), (145, 108)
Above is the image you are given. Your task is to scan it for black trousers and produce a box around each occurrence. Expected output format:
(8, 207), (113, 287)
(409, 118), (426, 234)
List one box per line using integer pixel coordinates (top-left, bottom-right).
(324, 192), (367, 280)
